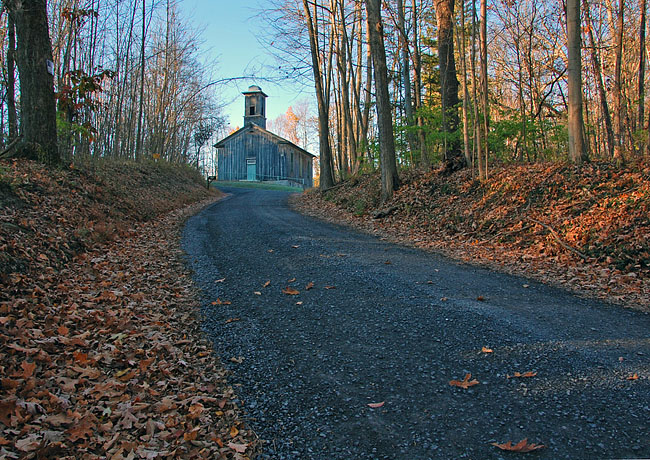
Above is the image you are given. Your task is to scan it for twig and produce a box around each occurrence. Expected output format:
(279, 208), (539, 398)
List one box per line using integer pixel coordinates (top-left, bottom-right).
(525, 216), (589, 261)
(0, 136), (22, 159)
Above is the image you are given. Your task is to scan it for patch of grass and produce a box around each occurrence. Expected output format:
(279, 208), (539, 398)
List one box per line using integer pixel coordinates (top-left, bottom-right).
(214, 180), (301, 192)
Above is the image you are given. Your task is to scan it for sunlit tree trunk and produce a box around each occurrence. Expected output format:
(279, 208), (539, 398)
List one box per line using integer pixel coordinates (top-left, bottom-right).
(567, 0), (587, 163)
(366, 0), (399, 202)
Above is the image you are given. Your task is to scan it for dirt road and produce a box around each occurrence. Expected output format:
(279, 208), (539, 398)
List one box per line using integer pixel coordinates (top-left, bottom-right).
(182, 186), (649, 460)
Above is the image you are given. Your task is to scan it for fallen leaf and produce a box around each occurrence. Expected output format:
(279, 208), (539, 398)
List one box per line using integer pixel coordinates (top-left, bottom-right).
(253, 291), (262, 296)
(215, 278), (226, 283)
(291, 245), (300, 248)
(477, 296), (485, 301)
(267, 249), (274, 253)
(15, 434), (41, 452)
(263, 280), (271, 288)
(228, 441), (248, 453)
(449, 373), (479, 389)
(215, 298), (231, 305)
(481, 347), (493, 353)
(287, 277), (296, 283)
(507, 371), (537, 379)
(491, 438), (545, 452)
(21, 361), (36, 379)
(367, 401), (385, 408)
(183, 427), (200, 442)
(325, 285), (336, 289)
(627, 373), (639, 380)
(66, 418), (95, 442)
(282, 287), (300, 295)
(188, 403), (204, 419)
(296, 301), (303, 305)
(229, 426), (239, 438)
(57, 325), (69, 336)
(440, 297), (448, 301)
(305, 281), (314, 290)
(384, 260), (391, 264)
(225, 318), (240, 324)
(230, 357), (244, 364)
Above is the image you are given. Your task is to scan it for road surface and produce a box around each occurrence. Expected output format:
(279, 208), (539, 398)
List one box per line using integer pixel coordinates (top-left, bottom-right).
(182, 186), (650, 460)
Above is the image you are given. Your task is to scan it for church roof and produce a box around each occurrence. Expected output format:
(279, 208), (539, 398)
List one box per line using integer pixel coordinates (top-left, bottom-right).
(242, 85), (268, 97)
(214, 124), (316, 158)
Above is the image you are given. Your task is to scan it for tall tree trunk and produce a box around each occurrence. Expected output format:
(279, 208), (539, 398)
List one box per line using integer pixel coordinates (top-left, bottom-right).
(303, 0), (335, 189)
(397, 0), (416, 157)
(135, 0), (146, 161)
(6, 0), (59, 164)
(612, 0), (625, 163)
(584, 0), (615, 158)
(458, 0), (471, 167)
(435, 0), (465, 173)
(366, 0), (399, 202)
(639, 0), (647, 137)
(479, 0), (489, 179)
(412, 0), (426, 166)
(471, 0), (484, 178)
(567, 0), (587, 163)
(6, 12), (18, 140)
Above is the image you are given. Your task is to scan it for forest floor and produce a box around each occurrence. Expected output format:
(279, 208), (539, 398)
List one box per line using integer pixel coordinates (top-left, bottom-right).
(293, 160), (650, 311)
(0, 160), (260, 459)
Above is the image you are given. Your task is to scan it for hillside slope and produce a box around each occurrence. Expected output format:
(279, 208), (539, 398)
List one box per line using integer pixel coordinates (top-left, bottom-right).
(0, 160), (260, 459)
(294, 161), (650, 310)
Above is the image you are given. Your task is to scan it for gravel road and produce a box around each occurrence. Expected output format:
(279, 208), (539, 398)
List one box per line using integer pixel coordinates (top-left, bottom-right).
(182, 186), (650, 460)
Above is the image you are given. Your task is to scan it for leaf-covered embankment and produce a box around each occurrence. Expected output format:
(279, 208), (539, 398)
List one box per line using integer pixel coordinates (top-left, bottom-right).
(293, 161), (650, 311)
(0, 160), (260, 459)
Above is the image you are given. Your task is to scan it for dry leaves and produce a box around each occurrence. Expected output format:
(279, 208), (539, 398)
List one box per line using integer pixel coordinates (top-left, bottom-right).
(481, 347), (493, 353)
(491, 438), (546, 452)
(282, 287), (300, 295)
(449, 373), (479, 389)
(293, 162), (650, 310)
(367, 401), (385, 408)
(507, 371), (538, 379)
(627, 373), (639, 380)
(0, 160), (260, 459)
(305, 281), (315, 290)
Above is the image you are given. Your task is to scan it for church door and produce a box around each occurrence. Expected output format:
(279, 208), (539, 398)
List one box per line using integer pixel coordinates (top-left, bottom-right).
(246, 159), (256, 181)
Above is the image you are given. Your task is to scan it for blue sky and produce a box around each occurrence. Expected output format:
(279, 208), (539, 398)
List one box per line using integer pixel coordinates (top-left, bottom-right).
(179, 0), (308, 131)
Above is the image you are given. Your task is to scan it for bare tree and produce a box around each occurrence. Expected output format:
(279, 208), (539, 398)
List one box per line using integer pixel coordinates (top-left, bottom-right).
(366, 0), (399, 202)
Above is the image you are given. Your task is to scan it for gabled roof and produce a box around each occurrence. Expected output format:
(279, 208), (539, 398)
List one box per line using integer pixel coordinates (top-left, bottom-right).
(213, 124), (316, 158)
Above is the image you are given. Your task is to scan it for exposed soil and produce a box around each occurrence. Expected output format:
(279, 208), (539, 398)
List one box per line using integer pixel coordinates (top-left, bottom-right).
(292, 161), (650, 311)
(0, 160), (260, 459)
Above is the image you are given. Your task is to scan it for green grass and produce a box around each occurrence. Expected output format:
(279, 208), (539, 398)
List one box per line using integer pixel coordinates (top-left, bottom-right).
(213, 180), (302, 192)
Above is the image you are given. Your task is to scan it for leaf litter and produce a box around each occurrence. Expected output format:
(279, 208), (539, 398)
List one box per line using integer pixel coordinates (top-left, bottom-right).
(0, 160), (260, 458)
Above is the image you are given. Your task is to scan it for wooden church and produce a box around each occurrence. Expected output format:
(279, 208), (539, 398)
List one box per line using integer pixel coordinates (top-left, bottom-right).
(214, 86), (315, 188)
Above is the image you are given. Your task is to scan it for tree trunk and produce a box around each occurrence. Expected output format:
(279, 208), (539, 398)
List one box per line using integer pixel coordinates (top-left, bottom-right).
(366, 0), (399, 202)
(135, 0), (146, 161)
(303, 0), (335, 189)
(435, 0), (465, 173)
(584, 0), (615, 158)
(397, 0), (416, 158)
(6, 0), (59, 163)
(458, 0), (472, 167)
(639, 0), (647, 136)
(6, 12), (18, 140)
(567, 0), (587, 163)
(479, 0), (489, 179)
(612, 0), (625, 163)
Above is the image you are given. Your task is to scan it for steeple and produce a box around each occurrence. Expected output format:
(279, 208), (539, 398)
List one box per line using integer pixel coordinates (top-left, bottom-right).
(243, 85), (268, 129)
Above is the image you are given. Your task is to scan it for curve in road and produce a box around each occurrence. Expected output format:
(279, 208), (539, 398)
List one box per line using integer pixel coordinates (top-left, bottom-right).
(182, 186), (650, 460)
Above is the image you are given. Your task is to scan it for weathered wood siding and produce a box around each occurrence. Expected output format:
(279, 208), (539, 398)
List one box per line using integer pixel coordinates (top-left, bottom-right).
(216, 126), (313, 187)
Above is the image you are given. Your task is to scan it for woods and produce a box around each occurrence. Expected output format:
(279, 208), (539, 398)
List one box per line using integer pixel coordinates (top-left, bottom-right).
(0, 0), (223, 168)
(261, 0), (650, 189)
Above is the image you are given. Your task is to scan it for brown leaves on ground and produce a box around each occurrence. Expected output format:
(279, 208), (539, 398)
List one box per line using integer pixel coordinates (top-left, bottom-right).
(507, 371), (538, 379)
(292, 161), (650, 311)
(367, 401), (385, 408)
(282, 287), (300, 295)
(0, 160), (259, 459)
(491, 438), (546, 452)
(449, 373), (480, 389)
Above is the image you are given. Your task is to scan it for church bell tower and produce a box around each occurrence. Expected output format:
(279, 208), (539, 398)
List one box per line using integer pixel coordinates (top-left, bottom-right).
(243, 85), (268, 129)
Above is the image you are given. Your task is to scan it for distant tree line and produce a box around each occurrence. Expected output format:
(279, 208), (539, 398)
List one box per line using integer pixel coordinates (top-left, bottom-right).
(262, 0), (648, 198)
(0, 0), (225, 169)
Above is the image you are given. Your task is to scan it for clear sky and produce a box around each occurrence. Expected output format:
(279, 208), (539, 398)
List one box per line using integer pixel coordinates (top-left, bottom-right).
(179, 0), (309, 132)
